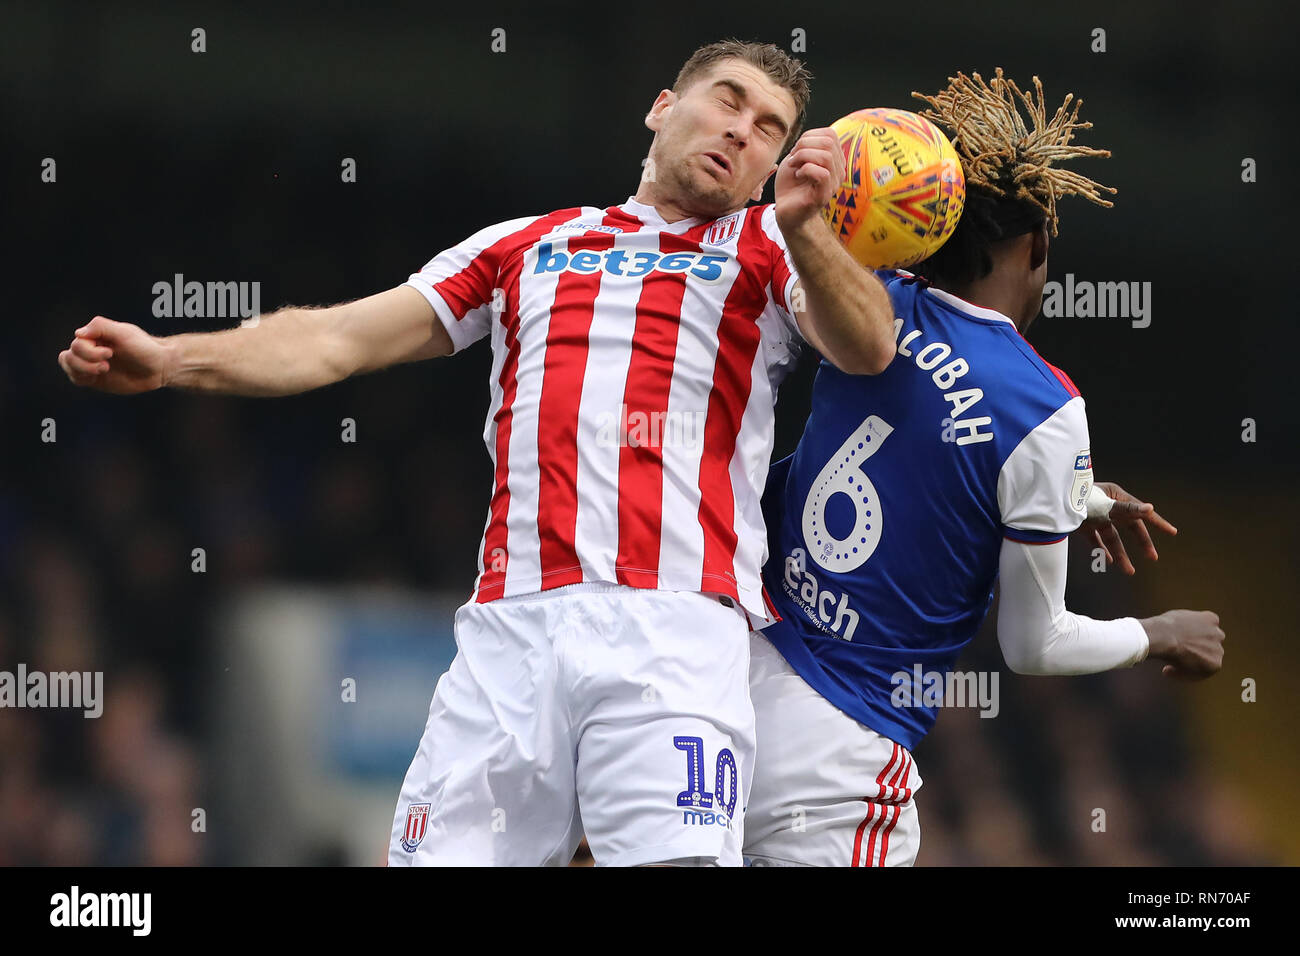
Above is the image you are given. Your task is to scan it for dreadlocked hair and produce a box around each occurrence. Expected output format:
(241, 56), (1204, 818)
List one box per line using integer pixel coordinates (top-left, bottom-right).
(909, 68), (1116, 285)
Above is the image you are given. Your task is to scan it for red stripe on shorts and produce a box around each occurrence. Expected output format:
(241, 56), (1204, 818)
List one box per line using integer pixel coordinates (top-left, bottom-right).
(877, 754), (914, 866)
(852, 742), (900, 867)
(865, 751), (911, 865)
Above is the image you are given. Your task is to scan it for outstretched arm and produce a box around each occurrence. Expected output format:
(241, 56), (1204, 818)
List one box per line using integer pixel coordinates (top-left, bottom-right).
(58, 284), (450, 397)
(996, 537), (1224, 680)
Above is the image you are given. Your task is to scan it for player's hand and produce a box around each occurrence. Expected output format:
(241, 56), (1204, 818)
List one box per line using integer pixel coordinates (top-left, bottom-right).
(774, 128), (844, 235)
(1079, 481), (1177, 575)
(1141, 610), (1225, 680)
(58, 316), (170, 394)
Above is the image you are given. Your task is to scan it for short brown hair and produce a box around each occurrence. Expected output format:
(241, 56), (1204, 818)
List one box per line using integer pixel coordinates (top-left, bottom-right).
(672, 39), (812, 154)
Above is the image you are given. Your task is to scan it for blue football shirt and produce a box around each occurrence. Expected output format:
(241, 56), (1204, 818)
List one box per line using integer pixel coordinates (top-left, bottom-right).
(759, 270), (1095, 750)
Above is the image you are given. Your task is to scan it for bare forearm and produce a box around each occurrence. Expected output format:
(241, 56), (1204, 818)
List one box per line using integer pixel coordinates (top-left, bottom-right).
(61, 286), (443, 398)
(161, 306), (350, 396)
(783, 218), (895, 374)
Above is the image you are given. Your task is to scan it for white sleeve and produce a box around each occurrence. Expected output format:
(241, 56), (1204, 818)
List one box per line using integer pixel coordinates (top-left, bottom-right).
(996, 537), (1149, 675)
(998, 396), (1094, 543)
(403, 215), (542, 354)
(758, 205), (804, 347)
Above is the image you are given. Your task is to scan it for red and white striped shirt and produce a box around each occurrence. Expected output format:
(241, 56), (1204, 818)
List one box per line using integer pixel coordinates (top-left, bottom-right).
(404, 196), (803, 622)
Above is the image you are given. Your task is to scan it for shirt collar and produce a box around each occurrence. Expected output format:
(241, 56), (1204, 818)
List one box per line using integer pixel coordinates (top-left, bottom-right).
(618, 195), (705, 233)
(924, 286), (1018, 326)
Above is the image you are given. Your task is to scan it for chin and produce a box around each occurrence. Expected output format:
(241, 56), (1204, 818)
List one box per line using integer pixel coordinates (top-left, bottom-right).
(691, 178), (746, 216)
(660, 161), (740, 218)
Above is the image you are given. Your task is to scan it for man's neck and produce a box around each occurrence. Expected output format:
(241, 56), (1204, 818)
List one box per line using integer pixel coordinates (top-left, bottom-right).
(934, 277), (1029, 333)
(631, 182), (696, 223)
(631, 182), (744, 224)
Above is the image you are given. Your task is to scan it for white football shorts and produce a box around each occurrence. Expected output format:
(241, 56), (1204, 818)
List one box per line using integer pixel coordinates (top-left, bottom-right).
(388, 582), (755, 866)
(744, 630), (923, 867)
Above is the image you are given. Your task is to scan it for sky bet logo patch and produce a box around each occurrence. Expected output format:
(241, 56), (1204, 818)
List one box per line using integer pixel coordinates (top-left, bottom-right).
(533, 242), (728, 282)
(1070, 448), (1093, 515)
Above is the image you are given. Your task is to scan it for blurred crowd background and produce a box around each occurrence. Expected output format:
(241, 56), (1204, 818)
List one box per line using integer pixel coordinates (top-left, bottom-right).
(2, 0), (1295, 865)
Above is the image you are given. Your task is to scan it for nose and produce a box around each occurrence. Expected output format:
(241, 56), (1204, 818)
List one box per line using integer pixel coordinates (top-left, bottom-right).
(725, 117), (751, 148)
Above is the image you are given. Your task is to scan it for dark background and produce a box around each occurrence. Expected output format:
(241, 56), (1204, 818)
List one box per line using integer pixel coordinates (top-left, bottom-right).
(1, 0), (1296, 864)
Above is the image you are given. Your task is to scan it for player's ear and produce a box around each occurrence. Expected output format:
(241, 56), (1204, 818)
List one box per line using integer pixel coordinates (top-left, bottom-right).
(645, 89), (675, 133)
(751, 164), (778, 202)
(1029, 222), (1049, 271)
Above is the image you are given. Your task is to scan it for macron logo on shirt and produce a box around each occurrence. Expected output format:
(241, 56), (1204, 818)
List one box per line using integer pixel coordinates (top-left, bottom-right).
(532, 242), (729, 282)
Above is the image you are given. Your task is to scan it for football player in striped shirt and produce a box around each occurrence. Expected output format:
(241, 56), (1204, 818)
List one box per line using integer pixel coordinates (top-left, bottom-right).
(58, 40), (900, 866)
(743, 70), (1226, 867)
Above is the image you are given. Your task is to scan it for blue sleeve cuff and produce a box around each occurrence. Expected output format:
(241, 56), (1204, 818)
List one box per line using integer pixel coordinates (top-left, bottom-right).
(1002, 526), (1069, 545)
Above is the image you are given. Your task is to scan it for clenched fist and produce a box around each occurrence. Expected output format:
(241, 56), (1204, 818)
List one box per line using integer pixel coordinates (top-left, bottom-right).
(1143, 609), (1226, 680)
(774, 127), (844, 235)
(58, 316), (169, 394)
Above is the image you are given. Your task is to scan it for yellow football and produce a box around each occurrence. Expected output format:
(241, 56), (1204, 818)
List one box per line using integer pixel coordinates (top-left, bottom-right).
(823, 107), (965, 269)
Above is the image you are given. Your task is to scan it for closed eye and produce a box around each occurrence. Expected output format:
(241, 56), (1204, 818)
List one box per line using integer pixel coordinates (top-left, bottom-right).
(718, 97), (779, 139)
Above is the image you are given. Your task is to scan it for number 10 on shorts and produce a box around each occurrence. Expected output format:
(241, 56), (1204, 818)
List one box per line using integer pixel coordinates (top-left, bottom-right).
(674, 736), (738, 817)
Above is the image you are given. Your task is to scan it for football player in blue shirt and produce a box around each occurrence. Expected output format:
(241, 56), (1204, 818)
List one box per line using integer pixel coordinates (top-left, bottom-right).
(743, 70), (1226, 867)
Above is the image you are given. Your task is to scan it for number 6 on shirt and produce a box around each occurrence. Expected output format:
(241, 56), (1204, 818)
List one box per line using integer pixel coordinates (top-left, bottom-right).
(801, 415), (893, 574)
